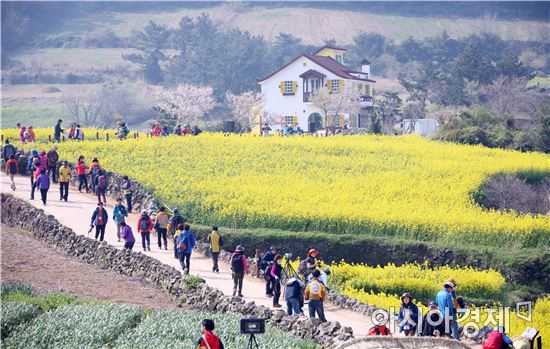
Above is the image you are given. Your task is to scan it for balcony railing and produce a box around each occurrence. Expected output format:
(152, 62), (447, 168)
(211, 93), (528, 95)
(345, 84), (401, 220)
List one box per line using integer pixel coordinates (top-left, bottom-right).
(304, 92), (312, 102)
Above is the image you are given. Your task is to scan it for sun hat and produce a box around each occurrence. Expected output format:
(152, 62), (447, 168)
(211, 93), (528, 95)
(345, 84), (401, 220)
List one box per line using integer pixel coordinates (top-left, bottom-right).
(235, 245), (244, 252)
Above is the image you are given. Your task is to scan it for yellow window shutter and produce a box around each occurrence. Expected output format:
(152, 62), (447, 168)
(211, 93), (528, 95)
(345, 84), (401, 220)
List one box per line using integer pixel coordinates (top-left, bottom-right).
(291, 81), (297, 93)
(339, 113), (345, 127)
(279, 81), (285, 93)
(292, 116), (298, 127)
(340, 80), (345, 89)
(327, 80), (332, 91)
(327, 115), (333, 126)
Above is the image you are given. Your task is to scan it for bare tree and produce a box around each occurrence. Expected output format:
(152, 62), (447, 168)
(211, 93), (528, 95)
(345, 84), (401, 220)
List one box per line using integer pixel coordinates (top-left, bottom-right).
(309, 86), (362, 130)
(376, 92), (402, 134)
(226, 91), (263, 130)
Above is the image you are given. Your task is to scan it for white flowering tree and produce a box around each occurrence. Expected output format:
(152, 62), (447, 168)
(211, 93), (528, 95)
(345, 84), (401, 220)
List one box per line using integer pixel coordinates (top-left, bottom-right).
(309, 86), (362, 129)
(225, 91), (264, 130)
(154, 84), (215, 126)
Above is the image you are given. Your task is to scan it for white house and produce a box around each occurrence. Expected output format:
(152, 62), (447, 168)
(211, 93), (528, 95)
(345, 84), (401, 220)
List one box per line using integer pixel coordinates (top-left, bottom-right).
(257, 45), (376, 133)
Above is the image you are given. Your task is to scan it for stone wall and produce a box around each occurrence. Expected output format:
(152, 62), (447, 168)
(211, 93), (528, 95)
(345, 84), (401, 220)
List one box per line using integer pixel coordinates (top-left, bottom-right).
(0, 193), (353, 348)
(336, 337), (472, 349)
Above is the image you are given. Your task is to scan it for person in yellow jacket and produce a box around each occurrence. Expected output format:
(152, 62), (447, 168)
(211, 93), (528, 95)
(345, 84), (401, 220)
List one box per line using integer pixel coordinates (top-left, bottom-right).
(207, 226), (223, 273)
(58, 161), (71, 201)
(305, 269), (327, 322)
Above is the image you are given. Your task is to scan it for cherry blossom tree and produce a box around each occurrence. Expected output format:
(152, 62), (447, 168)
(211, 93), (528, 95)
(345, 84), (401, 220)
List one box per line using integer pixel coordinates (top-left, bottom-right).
(225, 91), (264, 130)
(309, 86), (362, 129)
(154, 84), (215, 126)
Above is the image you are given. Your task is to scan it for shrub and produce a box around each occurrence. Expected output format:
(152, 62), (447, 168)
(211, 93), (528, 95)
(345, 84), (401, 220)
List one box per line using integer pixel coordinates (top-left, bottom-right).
(114, 309), (315, 349)
(4, 304), (144, 349)
(1, 291), (101, 312)
(1, 283), (34, 297)
(0, 302), (40, 339)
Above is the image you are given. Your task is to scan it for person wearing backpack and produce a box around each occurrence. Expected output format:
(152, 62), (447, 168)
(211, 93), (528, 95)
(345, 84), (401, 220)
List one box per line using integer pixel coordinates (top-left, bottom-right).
(260, 246), (277, 297)
(137, 210), (153, 252)
(207, 226), (223, 273)
(90, 202), (108, 241)
(170, 208), (185, 258)
(269, 254), (284, 308)
(121, 175), (132, 212)
(177, 224), (195, 274)
(195, 319), (225, 349)
(3, 139), (16, 163)
(230, 245), (249, 297)
(120, 221), (135, 250)
(304, 269), (327, 322)
(298, 248), (320, 279)
(27, 150), (40, 199)
(285, 275), (304, 315)
(398, 292), (419, 336)
(154, 206), (169, 250)
(113, 197), (128, 242)
(96, 170), (107, 205)
(58, 161), (71, 201)
(46, 145), (59, 183)
(88, 158), (102, 194)
(5, 154), (19, 191)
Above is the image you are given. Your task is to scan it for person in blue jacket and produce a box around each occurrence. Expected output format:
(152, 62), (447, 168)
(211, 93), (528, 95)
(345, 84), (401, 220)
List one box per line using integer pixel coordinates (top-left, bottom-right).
(27, 150), (40, 200)
(398, 292), (419, 336)
(435, 281), (459, 339)
(177, 223), (195, 274)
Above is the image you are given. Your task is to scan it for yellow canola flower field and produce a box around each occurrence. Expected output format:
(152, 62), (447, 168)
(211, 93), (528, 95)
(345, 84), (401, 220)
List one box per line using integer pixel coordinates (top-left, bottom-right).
(19, 133), (550, 248)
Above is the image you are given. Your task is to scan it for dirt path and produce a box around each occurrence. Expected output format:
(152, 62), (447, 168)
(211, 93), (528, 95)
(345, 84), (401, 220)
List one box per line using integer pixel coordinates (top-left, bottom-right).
(1, 225), (179, 310)
(1, 174), (377, 337)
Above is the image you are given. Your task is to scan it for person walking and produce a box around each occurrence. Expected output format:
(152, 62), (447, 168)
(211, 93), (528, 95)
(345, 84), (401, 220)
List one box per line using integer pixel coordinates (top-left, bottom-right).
(398, 292), (419, 336)
(54, 119), (64, 143)
(120, 221), (135, 250)
(207, 226), (223, 272)
(76, 157), (89, 193)
(170, 208), (185, 258)
(305, 269), (327, 322)
(58, 161), (71, 201)
(270, 254), (284, 308)
(5, 154), (19, 191)
(113, 198), (128, 242)
(121, 175), (132, 212)
(91, 202), (108, 241)
(96, 170), (107, 205)
(177, 224), (195, 274)
(195, 319), (225, 349)
(36, 168), (50, 204)
(137, 210), (153, 252)
(260, 246), (277, 297)
(27, 150), (40, 200)
(285, 275), (304, 315)
(154, 206), (169, 250)
(230, 245), (249, 297)
(89, 158), (102, 194)
(435, 281), (459, 340)
(46, 145), (59, 183)
(421, 301), (445, 337)
(3, 139), (16, 163)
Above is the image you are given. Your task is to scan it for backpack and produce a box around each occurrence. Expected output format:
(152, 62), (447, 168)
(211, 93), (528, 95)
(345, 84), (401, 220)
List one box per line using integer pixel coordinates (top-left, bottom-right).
(98, 175), (107, 189)
(308, 280), (322, 298)
(231, 254), (244, 274)
(139, 217), (150, 231)
(177, 234), (188, 252)
(298, 258), (309, 277)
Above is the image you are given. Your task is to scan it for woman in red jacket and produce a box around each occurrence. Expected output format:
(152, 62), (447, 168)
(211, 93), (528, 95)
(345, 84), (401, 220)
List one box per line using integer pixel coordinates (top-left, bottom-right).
(137, 210), (153, 252)
(5, 154), (19, 191)
(76, 156), (89, 193)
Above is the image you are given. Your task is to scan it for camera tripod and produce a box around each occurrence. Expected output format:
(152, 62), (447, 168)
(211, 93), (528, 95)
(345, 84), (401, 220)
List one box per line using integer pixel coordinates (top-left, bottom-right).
(246, 333), (260, 349)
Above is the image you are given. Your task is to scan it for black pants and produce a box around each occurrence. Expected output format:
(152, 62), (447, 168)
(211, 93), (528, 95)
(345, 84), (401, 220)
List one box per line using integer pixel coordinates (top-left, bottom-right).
(30, 176), (36, 199)
(179, 252), (191, 271)
(266, 277), (274, 295)
(78, 174), (88, 191)
(48, 163), (57, 183)
(308, 300), (326, 322)
(90, 174), (96, 193)
(232, 272), (244, 295)
(97, 188), (106, 204)
(95, 224), (106, 241)
(141, 232), (151, 249)
(173, 238), (178, 258)
(60, 181), (69, 200)
(273, 279), (281, 305)
(39, 188), (48, 204)
(125, 193), (132, 212)
(212, 252), (220, 272)
(157, 228), (167, 248)
(124, 241), (135, 250)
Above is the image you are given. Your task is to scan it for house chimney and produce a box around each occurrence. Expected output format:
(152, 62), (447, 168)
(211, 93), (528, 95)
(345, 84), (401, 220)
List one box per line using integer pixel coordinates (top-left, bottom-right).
(361, 59), (370, 77)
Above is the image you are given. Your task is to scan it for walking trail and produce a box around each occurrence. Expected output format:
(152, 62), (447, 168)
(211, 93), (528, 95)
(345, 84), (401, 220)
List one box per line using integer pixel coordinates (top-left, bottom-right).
(1, 174), (376, 338)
